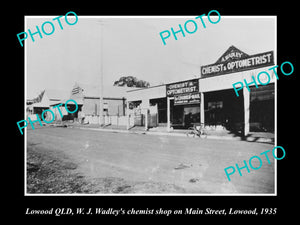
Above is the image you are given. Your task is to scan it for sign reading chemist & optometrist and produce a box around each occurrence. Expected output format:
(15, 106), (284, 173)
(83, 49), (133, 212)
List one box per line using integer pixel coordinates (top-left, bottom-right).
(201, 46), (274, 77)
(166, 79), (200, 105)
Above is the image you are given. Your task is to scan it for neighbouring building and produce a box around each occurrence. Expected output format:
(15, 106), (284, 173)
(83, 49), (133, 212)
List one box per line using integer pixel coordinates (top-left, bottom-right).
(26, 83), (142, 125)
(70, 82), (141, 124)
(26, 89), (70, 118)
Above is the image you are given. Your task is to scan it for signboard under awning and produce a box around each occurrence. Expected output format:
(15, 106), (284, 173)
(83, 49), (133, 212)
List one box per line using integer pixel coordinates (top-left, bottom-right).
(166, 79), (200, 105)
(166, 79), (199, 97)
(174, 93), (200, 105)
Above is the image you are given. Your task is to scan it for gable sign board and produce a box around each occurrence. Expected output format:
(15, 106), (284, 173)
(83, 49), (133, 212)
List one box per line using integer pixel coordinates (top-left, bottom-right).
(215, 45), (249, 63)
(201, 46), (274, 78)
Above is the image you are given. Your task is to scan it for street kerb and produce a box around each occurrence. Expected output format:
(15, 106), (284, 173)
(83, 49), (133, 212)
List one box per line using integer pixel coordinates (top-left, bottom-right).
(76, 126), (273, 143)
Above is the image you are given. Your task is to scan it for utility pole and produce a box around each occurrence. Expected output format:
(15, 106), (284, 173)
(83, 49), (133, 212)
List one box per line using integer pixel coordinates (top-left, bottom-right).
(99, 19), (104, 126)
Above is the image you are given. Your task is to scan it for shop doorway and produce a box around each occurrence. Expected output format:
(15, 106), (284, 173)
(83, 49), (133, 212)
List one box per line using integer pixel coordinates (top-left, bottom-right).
(170, 101), (200, 129)
(204, 89), (244, 131)
(150, 98), (167, 124)
(250, 84), (274, 132)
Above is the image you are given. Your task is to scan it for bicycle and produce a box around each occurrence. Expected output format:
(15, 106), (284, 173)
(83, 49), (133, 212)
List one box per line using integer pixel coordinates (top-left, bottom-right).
(186, 123), (207, 138)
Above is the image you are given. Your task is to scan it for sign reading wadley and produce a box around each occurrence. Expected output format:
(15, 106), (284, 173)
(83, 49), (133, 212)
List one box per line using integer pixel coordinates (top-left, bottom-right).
(201, 46), (274, 77)
(166, 79), (200, 105)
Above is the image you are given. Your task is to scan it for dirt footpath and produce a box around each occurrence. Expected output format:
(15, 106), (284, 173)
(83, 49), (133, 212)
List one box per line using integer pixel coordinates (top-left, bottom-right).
(26, 127), (275, 194)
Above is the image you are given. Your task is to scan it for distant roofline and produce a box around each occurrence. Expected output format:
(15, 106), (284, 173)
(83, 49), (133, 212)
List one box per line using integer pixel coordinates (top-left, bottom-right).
(84, 96), (125, 100)
(126, 84), (165, 92)
(126, 76), (201, 93)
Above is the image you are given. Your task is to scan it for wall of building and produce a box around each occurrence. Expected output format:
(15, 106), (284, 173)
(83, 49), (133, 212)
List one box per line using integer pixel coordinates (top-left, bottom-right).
(82, 98), (98, 116)
(82, 97), (125, 116)
(107, 98), (125, 116)
(126, 85), (166, 102)
(199, 67), (276, 93)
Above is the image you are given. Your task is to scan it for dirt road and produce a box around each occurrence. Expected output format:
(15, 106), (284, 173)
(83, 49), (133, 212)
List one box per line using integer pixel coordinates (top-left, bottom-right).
(26, 126), (275, 194)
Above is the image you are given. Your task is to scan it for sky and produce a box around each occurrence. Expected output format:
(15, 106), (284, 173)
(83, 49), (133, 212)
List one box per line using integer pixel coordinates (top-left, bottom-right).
(25, 15), (276, 99)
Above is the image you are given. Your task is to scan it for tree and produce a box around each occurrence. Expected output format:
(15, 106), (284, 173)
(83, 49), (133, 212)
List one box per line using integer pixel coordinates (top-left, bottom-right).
(113, 76), (150, 88)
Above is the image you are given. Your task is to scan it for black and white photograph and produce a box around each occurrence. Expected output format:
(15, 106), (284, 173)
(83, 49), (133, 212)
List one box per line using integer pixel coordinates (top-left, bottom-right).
(24, 15), (276, 195)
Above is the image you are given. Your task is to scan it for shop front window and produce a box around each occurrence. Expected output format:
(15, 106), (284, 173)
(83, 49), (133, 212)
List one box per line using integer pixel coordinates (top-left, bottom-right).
(208, 101), (223, 110)
(172, 104), (200, 128)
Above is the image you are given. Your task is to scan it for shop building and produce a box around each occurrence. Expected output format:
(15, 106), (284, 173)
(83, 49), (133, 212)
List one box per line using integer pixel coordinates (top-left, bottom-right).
(126, 46), (275, 136)
(199, 45), (275, 135)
